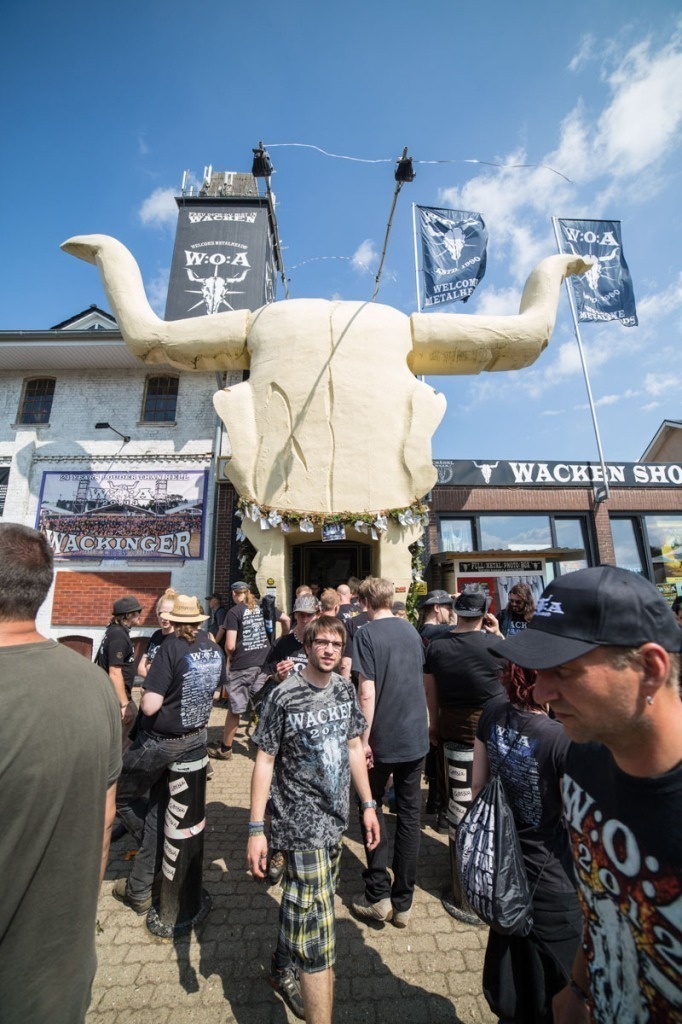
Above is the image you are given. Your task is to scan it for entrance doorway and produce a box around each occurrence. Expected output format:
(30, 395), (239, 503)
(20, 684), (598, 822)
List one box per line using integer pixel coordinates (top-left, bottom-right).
(292, 542), (372, 600)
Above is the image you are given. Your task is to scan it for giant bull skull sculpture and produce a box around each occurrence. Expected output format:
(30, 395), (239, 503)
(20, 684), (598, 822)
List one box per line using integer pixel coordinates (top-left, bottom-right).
(62, 234), (589, 515)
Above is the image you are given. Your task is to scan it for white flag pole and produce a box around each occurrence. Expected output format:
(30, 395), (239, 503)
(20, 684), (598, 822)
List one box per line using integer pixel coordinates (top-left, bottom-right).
(552, 217), (610, 502)
(412, 203), (422, 313)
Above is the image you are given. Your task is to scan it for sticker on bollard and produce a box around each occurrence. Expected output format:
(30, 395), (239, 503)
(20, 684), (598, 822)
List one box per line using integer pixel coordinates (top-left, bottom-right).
(165, 817), (206, 841)
(167, 797), (188, 819)
(164, 839), (180, 862)
(169, 777), (189, 796)
(441, 742), (482, 925)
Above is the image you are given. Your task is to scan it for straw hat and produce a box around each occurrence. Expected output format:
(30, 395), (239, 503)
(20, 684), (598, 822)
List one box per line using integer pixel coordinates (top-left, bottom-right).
(167, 594), (209, 623)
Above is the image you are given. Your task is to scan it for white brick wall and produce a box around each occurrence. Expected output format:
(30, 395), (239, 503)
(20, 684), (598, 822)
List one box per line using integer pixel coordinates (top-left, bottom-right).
(1, 366), (233, 644)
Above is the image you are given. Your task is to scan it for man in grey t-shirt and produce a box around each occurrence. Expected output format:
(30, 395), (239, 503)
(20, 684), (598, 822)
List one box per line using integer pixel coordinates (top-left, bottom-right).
(247, 615), (379, 1024)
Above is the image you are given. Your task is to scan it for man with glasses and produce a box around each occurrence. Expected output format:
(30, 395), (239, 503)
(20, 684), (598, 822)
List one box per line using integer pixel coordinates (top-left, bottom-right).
(247, 615), (379, 1024)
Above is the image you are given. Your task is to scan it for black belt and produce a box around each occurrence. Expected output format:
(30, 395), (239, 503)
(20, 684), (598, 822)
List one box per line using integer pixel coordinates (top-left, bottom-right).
(145, 727), (204, 741)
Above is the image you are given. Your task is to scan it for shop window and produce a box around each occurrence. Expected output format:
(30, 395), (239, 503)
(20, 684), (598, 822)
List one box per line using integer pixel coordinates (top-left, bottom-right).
(554, 518), (588, 573)
(479, 515), (551, 552)
(644, 514), (682, 586)
(17, 378), (55, 424)
(611, 518), (646, 575)
(142, 376), (178, 423)
(439, 518), (474, 552)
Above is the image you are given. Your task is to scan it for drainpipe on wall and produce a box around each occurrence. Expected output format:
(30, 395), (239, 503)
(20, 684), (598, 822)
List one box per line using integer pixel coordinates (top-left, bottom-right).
(204, 373), (226, 599)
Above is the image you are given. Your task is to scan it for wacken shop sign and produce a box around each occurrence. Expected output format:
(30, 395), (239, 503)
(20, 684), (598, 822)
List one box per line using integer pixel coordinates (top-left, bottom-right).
(434, 460), (682, 488)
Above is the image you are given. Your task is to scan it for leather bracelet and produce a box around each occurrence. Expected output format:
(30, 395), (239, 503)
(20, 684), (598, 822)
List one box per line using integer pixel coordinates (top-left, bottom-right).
(569, 976), (590, 1005)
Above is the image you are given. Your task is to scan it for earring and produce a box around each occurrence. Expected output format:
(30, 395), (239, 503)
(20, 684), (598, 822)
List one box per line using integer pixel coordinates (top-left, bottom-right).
(646, 694), (654, 706)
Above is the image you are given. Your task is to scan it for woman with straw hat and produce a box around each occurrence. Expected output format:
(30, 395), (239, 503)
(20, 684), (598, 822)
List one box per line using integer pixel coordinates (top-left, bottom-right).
(112, 595), (226, 915)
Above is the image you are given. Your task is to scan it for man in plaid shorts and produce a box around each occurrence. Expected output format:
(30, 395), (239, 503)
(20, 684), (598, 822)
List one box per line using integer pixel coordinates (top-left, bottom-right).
(247, 615), (380, 1023)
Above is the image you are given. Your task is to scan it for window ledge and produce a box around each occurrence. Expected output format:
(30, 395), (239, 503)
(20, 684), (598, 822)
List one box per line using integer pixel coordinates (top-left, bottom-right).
(12, 422), (51, 430)
(138, 421), (177, 427)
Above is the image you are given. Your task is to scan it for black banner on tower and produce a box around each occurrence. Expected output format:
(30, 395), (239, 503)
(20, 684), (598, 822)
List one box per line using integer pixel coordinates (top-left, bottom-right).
(165, 199), (276, 320)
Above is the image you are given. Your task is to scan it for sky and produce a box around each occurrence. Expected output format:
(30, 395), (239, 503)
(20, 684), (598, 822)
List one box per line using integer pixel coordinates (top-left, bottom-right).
(2, 0), (681, 463)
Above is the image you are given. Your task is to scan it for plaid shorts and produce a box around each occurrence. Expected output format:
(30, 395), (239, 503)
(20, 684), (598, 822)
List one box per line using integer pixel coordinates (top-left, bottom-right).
(278, 845), (342, 973)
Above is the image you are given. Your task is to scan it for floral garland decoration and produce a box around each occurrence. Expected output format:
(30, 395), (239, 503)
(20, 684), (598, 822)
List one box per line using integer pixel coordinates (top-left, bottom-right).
(235, 496), (429, 538)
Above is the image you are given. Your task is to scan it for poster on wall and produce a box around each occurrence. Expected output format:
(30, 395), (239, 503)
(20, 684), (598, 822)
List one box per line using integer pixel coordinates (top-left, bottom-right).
(36, 470), (208, 559)
(0, 466), (8, 515)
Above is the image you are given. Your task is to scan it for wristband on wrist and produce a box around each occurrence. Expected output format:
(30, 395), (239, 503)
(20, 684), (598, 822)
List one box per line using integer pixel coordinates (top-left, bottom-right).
(360, 800), (377, 810)
(248, 821), (265, 836)
(569, 976), (590, 1005)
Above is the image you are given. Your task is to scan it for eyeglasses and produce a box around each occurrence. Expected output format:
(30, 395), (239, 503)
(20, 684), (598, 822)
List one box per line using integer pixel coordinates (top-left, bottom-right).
(311, 639), (344, 651)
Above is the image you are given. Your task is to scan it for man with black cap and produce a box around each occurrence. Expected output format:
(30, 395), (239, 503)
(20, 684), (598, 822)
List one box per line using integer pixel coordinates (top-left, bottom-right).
(96, 594), (142, 741)
(423, 589), (504, 832)
(493, 566), (682, 1024)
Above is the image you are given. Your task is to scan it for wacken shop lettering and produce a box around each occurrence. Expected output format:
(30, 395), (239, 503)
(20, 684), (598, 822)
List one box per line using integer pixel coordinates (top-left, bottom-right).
(44, 530), (192, 557)
(434, 460), (682, 488)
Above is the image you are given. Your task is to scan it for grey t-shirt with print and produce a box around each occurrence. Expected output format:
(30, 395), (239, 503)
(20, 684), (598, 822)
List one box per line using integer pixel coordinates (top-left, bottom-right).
(253, 672), (366, 850)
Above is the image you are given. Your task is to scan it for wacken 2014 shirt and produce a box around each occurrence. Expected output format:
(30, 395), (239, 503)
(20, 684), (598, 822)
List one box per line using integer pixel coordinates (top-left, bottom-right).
(562, 742), (682, 1023)
(253, 672), (366, 850)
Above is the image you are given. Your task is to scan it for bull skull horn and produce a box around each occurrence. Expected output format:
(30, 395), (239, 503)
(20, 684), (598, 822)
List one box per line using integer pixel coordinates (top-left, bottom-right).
(409, 254), (593, 376)
(61, 234), (250, 371)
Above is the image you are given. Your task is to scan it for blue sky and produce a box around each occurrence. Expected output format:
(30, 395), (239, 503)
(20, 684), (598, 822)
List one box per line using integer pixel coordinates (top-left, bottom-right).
(2, 1), (680, 462)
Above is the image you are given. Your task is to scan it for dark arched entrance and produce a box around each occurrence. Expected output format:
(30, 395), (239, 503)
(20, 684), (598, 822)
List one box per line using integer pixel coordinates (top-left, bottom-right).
(291, 541), (372, 599)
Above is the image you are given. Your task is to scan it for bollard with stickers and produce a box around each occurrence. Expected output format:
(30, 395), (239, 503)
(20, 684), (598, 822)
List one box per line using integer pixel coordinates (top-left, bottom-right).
(146, 749), (212, 937)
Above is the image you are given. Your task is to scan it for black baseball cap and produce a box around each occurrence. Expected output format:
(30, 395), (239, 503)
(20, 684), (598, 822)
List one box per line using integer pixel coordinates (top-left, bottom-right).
(492, 565), (682, 670)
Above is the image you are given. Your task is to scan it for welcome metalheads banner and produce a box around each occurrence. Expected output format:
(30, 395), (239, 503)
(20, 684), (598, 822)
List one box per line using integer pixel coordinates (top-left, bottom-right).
(36, 470), (208, 559)
(165, 199), (276, 320)
(556, 219), (638, 327)
(417, 206), (488, 308)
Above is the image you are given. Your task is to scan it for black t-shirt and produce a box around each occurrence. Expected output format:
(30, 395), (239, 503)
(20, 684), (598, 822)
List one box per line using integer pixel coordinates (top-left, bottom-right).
(225, 602), (270, 671)
(419, 622), (454, 647)
(343, 610), (370, 659)
(477, 698), (575, 892)
(498, 608), (529, 637)
(208, 604), (228, 637)
(264, 632), (308, 678)
(145, 628), (170, 666)
(97, 622), (136, 697)
(562, 743), (682, 1023)
(140, 630), (227, 736)
(424, 631), (504, 709)
(339, 603), (362, 626)
(352, 616), (428, 763)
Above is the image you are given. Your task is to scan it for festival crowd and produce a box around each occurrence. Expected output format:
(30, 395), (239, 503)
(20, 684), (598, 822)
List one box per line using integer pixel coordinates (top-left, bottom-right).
(1, 523), (680, 1024)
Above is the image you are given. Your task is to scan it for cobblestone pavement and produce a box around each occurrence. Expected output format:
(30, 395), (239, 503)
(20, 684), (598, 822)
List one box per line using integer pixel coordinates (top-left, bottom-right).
(90, 707), (496, 1024)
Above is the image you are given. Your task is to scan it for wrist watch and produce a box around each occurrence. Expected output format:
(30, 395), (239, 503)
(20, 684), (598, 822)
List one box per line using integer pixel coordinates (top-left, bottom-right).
(360, 800), (377, 810)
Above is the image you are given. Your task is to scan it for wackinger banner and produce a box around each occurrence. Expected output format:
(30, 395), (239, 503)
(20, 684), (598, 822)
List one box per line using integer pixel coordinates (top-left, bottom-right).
(555, 218), (638, 326)
(165, 197), (277, 320)
(417, 206), (488, 308)
(36, 470), (208, 559)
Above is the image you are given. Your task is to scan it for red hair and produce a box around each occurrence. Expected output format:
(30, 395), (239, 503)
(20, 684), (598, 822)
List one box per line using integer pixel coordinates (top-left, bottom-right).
(500, 661), (543, 712)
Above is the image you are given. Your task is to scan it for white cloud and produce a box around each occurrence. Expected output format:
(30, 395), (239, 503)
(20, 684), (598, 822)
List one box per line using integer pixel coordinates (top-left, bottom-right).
(139, 187), (178, 229)
(352, 239), (378, 273)
(541, 409), (562, 416)
(644, 371), (681, 396)
(471, 286), (521, 316)
(641, 400), (661, 411)
(568, 34), (596, 73)
(138, 132), (150, 157)
(146, 268), (170, 315)
(595, 38), (682, 177)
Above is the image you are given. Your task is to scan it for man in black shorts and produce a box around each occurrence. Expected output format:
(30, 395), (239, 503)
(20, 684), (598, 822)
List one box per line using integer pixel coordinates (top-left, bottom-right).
(247, 616), (379, 1023)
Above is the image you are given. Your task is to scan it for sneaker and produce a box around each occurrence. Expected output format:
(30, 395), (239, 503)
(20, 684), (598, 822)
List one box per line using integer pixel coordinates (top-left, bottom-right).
(111, 877), (152, 915)
(350, 896), (393, 923)
(207, 744), (233, 761)
(269, 961), (305, 1019)
(269, 850), (285, 883)
(392, 904), (412, 928)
